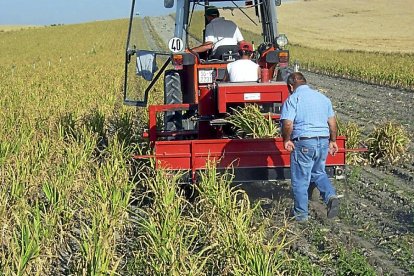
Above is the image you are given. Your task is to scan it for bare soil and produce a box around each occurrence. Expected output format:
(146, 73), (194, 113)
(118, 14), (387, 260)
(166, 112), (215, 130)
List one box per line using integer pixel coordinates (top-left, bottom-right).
(147, 16), (414, 275)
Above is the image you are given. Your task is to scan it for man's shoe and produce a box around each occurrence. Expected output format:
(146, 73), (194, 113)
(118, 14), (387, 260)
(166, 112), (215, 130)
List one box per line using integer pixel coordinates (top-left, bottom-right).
(327, 196), (339, 219)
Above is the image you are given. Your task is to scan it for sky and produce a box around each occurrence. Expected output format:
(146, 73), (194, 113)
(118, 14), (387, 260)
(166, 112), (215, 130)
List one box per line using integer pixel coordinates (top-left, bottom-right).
(0, 0), (168, 26)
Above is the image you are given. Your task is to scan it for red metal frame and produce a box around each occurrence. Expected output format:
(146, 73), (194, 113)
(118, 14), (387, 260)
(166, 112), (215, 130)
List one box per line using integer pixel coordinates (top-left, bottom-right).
(144, 83), (346, 181)
(148, 103), (197, 142)
(153, 137), (346, 178)
(147, 81), (289, 142)
(217, 82), (289, 113)
(138, 52), (347, 181)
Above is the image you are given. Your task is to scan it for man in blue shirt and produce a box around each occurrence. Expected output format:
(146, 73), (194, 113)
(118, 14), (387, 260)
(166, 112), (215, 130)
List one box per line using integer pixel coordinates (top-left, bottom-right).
(281, 72), (339, 222)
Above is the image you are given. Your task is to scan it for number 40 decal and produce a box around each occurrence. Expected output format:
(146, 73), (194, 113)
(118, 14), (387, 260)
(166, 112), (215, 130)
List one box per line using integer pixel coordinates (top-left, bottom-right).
(168, 37), (184, 52)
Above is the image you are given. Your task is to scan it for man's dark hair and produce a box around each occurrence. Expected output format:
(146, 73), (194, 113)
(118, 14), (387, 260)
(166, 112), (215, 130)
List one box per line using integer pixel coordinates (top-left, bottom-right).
(287, 72), (307, 85)
(205, 6), (220, 17)
(238, 49), (253, 56)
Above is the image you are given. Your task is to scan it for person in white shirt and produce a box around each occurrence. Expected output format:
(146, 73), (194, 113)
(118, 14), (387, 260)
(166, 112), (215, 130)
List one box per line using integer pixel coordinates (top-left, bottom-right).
(192, 6), (244, 56)
(226, 41), (260, 82)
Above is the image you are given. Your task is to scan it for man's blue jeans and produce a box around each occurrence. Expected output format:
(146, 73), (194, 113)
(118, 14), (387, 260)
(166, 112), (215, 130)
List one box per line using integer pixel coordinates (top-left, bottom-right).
(290, 137), (336, 221)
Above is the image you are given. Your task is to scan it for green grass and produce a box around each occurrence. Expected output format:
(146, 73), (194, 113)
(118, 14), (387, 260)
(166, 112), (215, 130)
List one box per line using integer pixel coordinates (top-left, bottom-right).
(337, 247), (376, 275)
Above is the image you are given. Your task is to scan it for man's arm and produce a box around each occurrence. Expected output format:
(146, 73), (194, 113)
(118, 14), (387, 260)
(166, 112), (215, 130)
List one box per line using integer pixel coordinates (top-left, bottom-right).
(192, 41), (213, 53)
(327, 116), (337, 141)
(234, 26), (244, 42)
(281, 119), (295, 152)
(328, 116), (339, 155)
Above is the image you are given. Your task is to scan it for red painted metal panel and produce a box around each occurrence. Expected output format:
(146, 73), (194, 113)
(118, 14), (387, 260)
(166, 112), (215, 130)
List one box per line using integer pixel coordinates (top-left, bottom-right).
(198, 86), (215, 116)
(191, 138), (289, 168)
(154, 140), (192, 169)
(217, 82), (289, 113)
(326, 137), (346, 165)
(154, 136), (347, 170)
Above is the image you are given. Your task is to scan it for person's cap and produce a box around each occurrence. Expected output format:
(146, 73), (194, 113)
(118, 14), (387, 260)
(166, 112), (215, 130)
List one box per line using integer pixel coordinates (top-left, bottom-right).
(205, 6), (219, 16)
(239, 41), (254, 52)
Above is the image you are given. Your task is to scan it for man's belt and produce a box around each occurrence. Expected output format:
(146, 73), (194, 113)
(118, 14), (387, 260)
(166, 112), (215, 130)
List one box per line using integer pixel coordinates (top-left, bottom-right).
(292, 136), (329, 141)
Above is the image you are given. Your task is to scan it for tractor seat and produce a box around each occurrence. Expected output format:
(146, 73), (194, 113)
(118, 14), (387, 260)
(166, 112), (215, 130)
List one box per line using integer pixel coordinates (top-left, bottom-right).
(209, 45), (240, 61)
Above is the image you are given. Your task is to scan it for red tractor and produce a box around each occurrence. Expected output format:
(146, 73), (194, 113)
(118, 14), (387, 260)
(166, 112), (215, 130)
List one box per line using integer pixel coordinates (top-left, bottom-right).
(123, 0), (346, 182)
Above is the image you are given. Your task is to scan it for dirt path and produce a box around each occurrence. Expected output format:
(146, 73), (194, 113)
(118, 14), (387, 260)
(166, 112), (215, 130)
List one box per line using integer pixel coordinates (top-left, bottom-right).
(147, 15), (414, 275)
(147, 15), (200, 50)
(307, 71), (414, 134)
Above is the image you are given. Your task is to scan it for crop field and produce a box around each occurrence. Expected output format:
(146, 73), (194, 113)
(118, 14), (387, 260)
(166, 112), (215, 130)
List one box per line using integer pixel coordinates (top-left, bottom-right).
(0, 20), (139, 274)
(222, 0), (414, 53)
(1, 2), (414, 274)
(0, 25), (41, 32)
(177, 0), (414, 90)
(202, 3), (414, 91)
(0, 19), (300, 275)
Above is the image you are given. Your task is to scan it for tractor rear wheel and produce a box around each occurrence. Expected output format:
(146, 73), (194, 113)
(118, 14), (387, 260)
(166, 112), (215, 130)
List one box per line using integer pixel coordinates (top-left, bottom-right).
(164, 70), (183, 132)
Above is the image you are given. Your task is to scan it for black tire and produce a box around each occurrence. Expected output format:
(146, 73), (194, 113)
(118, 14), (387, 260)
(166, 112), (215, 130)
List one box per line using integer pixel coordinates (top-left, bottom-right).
(164, 70), (183, 132)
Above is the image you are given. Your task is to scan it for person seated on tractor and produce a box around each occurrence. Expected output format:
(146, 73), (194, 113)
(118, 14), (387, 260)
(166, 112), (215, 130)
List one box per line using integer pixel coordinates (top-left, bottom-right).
(225, 41), (260, 82)
(191, 6), (245, 59)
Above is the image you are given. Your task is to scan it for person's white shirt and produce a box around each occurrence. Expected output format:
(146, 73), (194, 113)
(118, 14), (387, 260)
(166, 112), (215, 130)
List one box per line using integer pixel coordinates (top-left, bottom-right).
(227, 59), (259, 82)
(205, 17), (244, 54)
